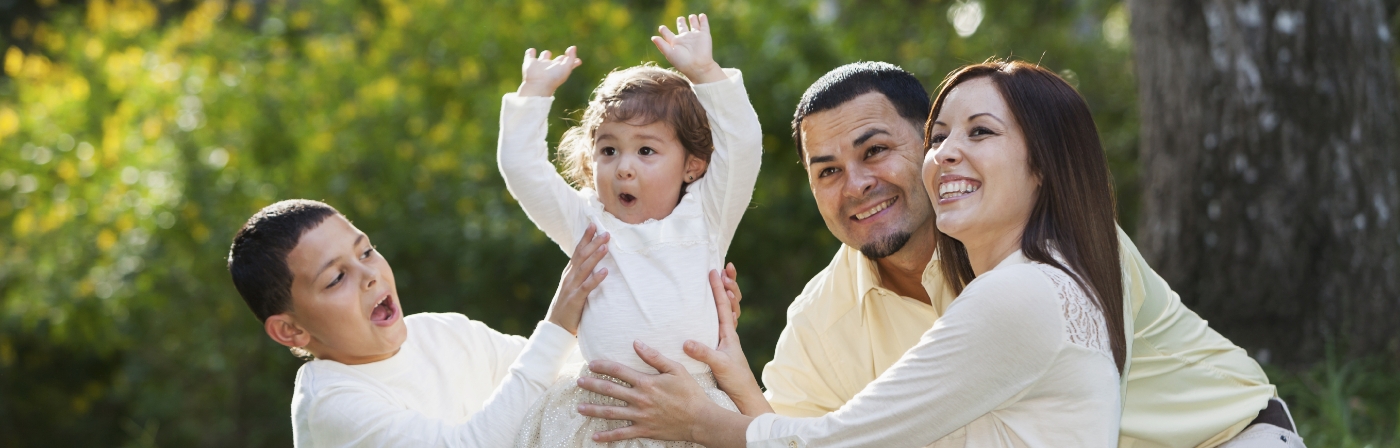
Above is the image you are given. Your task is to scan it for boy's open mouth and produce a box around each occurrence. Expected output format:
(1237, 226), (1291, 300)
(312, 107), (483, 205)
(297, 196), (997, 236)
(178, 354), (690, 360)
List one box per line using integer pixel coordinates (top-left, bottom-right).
(371, 294), (398, 325)
(619, 193), (637, 207)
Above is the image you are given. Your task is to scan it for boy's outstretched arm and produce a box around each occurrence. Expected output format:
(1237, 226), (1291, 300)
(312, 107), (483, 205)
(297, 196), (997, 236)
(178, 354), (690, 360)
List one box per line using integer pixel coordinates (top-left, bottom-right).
(652, 14), (727, 84)
(517, 46), (582, 97)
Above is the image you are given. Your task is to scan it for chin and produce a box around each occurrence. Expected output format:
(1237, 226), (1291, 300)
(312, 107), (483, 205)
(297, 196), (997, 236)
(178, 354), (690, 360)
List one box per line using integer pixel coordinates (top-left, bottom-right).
(935, 216), (970, 239)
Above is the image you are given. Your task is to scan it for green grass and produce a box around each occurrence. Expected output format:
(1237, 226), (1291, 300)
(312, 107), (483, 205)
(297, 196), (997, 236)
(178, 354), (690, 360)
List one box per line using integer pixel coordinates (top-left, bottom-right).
(1266, 349), (1400, 448)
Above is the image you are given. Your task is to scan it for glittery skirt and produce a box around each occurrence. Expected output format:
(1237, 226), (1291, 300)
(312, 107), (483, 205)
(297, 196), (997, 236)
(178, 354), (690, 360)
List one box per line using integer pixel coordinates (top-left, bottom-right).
(514, 365), (738, 447)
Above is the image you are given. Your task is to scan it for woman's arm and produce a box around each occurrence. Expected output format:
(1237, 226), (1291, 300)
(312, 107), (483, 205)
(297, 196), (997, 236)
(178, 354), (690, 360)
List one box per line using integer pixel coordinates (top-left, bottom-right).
(745, 265), (1065, 446)
(579, 264), (1069, 447)
(498, 46), (594, 253)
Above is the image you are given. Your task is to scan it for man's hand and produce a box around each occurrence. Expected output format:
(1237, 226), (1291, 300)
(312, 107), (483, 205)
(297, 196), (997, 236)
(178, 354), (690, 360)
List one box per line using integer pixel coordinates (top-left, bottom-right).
(544, 224), (608, 335)
(722, 262), (741, 320)
(651, 14), (726, 85)
(684, 268), (772, 417)
(517, 46), (582, 98)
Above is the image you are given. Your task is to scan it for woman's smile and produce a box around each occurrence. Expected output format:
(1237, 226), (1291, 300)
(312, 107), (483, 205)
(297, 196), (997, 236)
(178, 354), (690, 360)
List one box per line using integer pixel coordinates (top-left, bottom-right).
(937, 175), (982, 204)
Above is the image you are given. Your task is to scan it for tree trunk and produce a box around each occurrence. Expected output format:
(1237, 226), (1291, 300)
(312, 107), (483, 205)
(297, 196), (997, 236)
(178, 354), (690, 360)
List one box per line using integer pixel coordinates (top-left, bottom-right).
(1129, 0), (1400, 365)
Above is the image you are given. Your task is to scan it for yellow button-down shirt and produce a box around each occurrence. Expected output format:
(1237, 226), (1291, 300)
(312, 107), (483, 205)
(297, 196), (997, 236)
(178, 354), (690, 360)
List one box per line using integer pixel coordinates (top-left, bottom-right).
(761, 228), (1276, 448)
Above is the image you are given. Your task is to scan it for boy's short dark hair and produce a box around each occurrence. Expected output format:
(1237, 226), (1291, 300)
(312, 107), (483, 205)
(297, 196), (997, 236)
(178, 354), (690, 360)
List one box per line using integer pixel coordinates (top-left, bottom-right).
(791, 61), (932, 162)
(227, 199), (340, 322)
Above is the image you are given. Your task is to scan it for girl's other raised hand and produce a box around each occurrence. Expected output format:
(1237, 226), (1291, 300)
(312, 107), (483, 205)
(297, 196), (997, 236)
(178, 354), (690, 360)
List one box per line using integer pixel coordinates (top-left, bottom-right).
(652, 14), (726, 85)
(518, 46), (582, 97)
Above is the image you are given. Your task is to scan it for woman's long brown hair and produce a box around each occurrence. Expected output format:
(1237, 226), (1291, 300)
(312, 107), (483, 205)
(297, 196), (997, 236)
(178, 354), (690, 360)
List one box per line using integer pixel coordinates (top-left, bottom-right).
(926, 60), (1126, 372)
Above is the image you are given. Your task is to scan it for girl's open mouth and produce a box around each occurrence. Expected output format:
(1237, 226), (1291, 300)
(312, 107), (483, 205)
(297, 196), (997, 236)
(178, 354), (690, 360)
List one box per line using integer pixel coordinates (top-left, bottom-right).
(619, 193), (637, 207)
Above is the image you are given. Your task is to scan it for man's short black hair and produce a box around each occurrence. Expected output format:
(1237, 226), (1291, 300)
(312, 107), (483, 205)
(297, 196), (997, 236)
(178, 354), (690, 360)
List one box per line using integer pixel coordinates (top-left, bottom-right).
(227, 199), (340, 322)
(791, 61), (932, 162)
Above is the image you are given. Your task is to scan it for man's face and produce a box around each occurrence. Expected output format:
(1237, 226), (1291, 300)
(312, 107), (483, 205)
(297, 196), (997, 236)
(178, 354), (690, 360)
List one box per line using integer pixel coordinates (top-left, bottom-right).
(801, 92), (934, 259)
(284, 215), (406, 364)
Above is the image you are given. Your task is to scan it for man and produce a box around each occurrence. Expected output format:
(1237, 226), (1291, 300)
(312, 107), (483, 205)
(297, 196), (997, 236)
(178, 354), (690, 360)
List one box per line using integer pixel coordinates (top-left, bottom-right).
(762, 62), (1300, 447)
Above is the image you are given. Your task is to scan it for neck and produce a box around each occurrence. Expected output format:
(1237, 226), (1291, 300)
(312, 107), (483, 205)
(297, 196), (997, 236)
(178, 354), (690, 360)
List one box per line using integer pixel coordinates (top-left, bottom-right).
(873, 220), (937, 305)
(308, 342), (400, 366)
(963, 225), (1024, 276)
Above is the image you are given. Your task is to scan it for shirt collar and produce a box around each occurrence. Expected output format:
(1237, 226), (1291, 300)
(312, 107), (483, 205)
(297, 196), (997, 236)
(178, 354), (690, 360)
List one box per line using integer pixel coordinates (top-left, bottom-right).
(842, 245), (942, 306)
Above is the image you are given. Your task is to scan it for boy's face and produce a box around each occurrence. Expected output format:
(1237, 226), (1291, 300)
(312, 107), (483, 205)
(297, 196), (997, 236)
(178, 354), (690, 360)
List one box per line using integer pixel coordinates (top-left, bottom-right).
(282, 215), (406, 364)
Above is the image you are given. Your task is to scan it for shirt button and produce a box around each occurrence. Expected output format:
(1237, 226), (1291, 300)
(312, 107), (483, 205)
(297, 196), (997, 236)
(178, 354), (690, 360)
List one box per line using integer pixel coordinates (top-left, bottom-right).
(789, 441), (797, 448)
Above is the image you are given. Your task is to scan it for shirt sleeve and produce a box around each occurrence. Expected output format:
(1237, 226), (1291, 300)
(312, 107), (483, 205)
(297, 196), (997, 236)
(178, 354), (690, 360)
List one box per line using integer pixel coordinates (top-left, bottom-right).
(299, 321), (576, 448)
(464, 318), (530, 386)
(745, 265), (1066, 447)
(689, 69), (763, 255)
(761, 313), (849, 417)
(497, 93), (592, 254)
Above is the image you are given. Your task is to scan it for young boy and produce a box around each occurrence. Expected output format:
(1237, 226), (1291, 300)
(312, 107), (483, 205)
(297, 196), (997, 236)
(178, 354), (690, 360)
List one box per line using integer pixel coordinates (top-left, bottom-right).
(226, 199), (609, 447)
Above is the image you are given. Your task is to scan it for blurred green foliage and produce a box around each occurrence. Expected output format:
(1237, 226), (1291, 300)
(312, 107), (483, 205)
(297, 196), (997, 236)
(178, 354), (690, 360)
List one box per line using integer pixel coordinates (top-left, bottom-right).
(0, 0), (1384, 446)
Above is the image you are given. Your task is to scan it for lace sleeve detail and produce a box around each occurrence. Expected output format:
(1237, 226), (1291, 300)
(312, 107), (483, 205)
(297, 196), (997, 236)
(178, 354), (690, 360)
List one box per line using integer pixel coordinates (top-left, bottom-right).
(1031, 263), (1113, 360)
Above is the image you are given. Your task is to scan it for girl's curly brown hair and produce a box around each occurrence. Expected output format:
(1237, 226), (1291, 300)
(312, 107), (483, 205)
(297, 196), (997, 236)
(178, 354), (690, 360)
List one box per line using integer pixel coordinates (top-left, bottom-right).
(557, 64), (714, 189)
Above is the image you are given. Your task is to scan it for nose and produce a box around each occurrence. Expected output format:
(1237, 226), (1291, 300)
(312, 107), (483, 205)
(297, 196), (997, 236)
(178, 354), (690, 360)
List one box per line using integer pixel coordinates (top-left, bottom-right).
(616, 154), (635, 180)
(360, 262), (379, 291)
(932, 138), (963, 167)
(842, 163), (876, 199)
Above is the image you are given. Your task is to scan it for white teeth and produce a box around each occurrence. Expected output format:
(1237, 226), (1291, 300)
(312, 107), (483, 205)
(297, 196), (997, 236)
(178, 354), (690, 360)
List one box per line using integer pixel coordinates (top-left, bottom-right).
(855, 199), (894, 220)
(939, 180), (980, 199)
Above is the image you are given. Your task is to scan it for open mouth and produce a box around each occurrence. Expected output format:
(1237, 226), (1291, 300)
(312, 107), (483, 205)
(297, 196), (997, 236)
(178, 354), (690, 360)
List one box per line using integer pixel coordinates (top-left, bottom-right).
(370, 294), (398, 325)
(852, 197), (897, 221)
(939, 179), (981, 200)
(618, 193), (637, 207)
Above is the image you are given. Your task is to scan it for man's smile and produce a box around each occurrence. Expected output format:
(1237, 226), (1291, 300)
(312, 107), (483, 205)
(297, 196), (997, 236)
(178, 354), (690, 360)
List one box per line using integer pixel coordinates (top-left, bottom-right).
(851, 196), (898, 222)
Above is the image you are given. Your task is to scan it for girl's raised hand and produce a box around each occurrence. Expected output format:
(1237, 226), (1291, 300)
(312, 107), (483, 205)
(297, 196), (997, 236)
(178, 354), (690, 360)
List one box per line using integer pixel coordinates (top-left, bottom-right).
(518, 46), (582, 97)
(652, 14), (726, 84)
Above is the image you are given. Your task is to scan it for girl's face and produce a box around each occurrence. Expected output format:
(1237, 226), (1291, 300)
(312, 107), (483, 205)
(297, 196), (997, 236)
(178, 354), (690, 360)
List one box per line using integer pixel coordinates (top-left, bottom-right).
(593, 118), (707, 224)
(923, 78), (1039, 250)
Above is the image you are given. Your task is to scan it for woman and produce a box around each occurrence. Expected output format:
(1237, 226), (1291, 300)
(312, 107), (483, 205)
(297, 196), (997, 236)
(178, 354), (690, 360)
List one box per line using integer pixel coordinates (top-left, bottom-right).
(575, 61), (1127, 446)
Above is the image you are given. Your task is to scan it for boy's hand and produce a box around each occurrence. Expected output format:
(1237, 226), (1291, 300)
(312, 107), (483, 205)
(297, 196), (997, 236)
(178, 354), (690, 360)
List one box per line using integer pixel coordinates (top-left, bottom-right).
(545, 224), (609, 335)
(652, 14), (726, 85)
(518, 46), (582, 97)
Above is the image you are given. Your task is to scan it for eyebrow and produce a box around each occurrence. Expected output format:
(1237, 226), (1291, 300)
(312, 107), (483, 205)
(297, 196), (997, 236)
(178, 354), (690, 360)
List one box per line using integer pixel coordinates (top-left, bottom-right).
(316, 234), (365, 280)
(934, 112), (1006, 127)
(970, 112), (1006, 125)
(852, 128), (890, 147)
(808, 128), (892, 166)
(594, 133), (665, 143)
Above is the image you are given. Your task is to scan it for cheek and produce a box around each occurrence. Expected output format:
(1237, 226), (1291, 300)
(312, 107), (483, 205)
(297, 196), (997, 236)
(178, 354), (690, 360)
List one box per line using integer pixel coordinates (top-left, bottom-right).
(814, 187), (847, 223)
(921, 155), (940, 197)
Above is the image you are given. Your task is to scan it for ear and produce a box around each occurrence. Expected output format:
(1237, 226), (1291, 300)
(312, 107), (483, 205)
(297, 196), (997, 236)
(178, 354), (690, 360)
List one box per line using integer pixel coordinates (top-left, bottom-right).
(684, 154), (709, 183)
(265, 313), (312, 350)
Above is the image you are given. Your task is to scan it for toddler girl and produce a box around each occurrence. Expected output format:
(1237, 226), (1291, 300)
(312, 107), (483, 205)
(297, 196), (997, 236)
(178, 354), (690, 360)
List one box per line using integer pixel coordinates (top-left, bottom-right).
(496, 14), (762, 447)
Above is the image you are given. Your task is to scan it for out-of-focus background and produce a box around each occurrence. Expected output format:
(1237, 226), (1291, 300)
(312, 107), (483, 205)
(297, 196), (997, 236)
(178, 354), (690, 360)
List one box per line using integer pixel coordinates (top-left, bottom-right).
(0, 0), (1396, 446)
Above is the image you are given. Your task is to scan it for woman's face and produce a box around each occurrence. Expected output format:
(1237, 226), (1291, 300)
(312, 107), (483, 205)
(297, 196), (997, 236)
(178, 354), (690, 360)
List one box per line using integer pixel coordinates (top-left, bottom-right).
(923, 77), (1039, 249)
